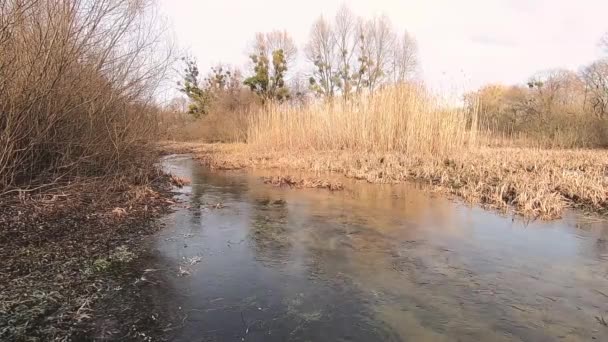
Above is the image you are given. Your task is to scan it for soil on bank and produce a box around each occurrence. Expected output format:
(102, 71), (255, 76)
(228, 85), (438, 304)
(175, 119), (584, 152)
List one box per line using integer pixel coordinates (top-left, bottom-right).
(158, 141), (608, 219)
(0, 176), (176, 341)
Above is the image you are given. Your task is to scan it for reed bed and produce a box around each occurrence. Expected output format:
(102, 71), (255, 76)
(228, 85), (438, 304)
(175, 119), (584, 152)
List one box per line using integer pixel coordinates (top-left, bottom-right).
(159, 142), (608, 219)
(248, 85), (478, 156)
(160, 81), (607, 220)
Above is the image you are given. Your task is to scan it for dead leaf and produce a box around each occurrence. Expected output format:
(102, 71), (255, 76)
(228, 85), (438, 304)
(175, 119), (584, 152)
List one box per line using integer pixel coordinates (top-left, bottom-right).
(111, 207), (127, 217)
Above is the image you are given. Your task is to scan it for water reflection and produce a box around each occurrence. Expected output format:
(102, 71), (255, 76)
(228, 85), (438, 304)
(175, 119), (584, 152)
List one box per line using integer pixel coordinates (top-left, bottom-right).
(249, 197), (290, 261)
(153, 155), (608, 341)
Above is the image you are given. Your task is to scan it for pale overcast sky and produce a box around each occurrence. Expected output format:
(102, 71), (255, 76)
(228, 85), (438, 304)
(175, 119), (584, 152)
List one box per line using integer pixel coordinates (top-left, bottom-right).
(159, 0), (608, 93)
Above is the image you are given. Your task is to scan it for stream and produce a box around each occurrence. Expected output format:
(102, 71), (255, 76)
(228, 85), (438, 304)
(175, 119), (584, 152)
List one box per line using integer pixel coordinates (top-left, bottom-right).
(148, 154), (608, 341)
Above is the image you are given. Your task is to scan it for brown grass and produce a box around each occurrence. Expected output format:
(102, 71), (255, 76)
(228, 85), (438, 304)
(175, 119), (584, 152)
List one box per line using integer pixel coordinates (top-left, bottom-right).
(248, 84), (478, 156)
(159, 142), (608, 219)
(160, 109), (251, 143)
(262, 175), (344, 191)
(160, 74), (607, 220)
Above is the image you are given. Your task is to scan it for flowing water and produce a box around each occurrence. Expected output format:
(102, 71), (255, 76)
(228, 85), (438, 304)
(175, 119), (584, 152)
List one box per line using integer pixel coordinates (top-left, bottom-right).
(151, 154), (608, 341)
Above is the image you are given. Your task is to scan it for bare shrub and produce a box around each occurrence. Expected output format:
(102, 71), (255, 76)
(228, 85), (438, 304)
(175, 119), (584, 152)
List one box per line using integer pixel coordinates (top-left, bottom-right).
(161, 108), (253, 142)
(165, 63), (259, 142)
(0, 0), (173, 193)
(470, 68), (608, 148)
(160, 88), (257, 142)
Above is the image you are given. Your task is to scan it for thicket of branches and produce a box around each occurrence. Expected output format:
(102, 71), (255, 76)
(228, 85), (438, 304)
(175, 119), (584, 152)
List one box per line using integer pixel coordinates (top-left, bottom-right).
(163, 60), (256, 142)
(0, 0), (172, 193)
(469, 43), (608, 148)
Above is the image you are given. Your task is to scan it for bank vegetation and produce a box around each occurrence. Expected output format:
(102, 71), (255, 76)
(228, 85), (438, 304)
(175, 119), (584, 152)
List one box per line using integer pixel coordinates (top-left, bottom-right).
(161, 5), (608, 219)
(1, 0), (175, 340)
(0, 0), (172, 196)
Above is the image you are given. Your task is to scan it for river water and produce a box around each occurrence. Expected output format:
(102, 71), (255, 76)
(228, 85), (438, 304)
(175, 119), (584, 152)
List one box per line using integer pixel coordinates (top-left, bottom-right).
(152, 154), (608, 341)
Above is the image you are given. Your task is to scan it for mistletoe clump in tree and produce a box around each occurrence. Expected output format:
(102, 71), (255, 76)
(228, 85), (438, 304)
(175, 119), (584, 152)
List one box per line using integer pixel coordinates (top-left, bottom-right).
(243, 31), (296, 103)
(178, 57), (211, 118)
(178, 57), (242, 118)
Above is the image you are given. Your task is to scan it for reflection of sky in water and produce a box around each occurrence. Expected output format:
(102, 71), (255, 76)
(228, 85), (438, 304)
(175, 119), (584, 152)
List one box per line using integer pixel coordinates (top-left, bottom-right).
(155, 155), (608, 342)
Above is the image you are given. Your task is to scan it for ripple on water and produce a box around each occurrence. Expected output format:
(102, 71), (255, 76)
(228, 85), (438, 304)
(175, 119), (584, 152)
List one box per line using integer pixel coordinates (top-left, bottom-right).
(150, 155), (608, 341)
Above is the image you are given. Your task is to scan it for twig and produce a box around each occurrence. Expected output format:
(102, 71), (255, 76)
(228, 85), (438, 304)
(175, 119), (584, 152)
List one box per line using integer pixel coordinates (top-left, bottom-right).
(594, 289), (608, 299)
(241, 311), (250, 338)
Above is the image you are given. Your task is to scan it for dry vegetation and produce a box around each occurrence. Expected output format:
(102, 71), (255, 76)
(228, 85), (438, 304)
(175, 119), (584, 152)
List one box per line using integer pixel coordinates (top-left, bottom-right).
(0, 0), (171, 194)
(262, 175), (344, 191)
(161, 6), (608, 221)
(160, 125), (608, 220)
(0, 0), (176, 340)
(159, 64), (257, 142)
(160, 106), (252, 142)
(470, 68), (608, 149)
(249, 84), (477, 155)
(238, 85), (589, 221)
(0, 177), (174, 340)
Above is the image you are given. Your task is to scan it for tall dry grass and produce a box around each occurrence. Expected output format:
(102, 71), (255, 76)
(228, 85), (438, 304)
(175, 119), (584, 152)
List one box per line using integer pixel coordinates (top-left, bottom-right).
(227, 83), (608, 218)
(0, 0), (172, 194)
(160, 108), (252, 142)
(159, 141), (608, 219)
(248, 84), (478, 156)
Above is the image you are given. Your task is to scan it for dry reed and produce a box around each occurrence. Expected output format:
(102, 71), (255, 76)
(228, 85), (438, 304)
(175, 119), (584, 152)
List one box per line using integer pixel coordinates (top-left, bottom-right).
(262, 175), (344, 191)
(248, 84), (478, 156)
(159, 141), (608, 219)
(159, 72), (606, 220)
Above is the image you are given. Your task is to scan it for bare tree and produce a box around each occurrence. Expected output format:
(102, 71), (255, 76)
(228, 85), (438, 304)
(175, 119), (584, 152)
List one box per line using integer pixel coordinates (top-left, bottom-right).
(304, 5), (418, 96)
(581, 59), (608, 118)
(289, 71), (310, 105)
(364, 15), (397, 91)
(255, 30), (298, 65)
(245, 31), (297, 102)
(600, 32), (608, 54)
(519, 69), (586, 125)
(305, 16), (337, 97)
(334, 4), (359, 97)
(0, 0), (174, 192)
(167, 97), (189, 113)
(391, 31), (418, 83)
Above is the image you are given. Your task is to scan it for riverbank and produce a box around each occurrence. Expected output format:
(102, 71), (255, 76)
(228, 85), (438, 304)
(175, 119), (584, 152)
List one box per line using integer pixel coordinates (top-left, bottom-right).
(0, 175), (177, 340)
(159, 141), (608, 219)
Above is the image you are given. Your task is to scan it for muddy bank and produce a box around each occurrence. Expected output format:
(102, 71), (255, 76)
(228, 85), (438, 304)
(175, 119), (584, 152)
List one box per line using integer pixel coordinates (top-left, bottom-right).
(0, 177), (175, 341)
(158, 141), (608, 219)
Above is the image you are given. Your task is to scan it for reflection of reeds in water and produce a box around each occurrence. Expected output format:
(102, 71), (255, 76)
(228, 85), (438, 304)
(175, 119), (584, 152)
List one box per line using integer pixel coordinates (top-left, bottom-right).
(250, 198), (292, 260)
(159, 142), (608, 219)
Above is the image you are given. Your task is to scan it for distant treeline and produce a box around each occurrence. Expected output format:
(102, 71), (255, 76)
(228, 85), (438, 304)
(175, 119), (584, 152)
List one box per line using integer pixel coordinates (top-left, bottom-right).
(165, 6), (608, 149)
(467, 53), (608, 148)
